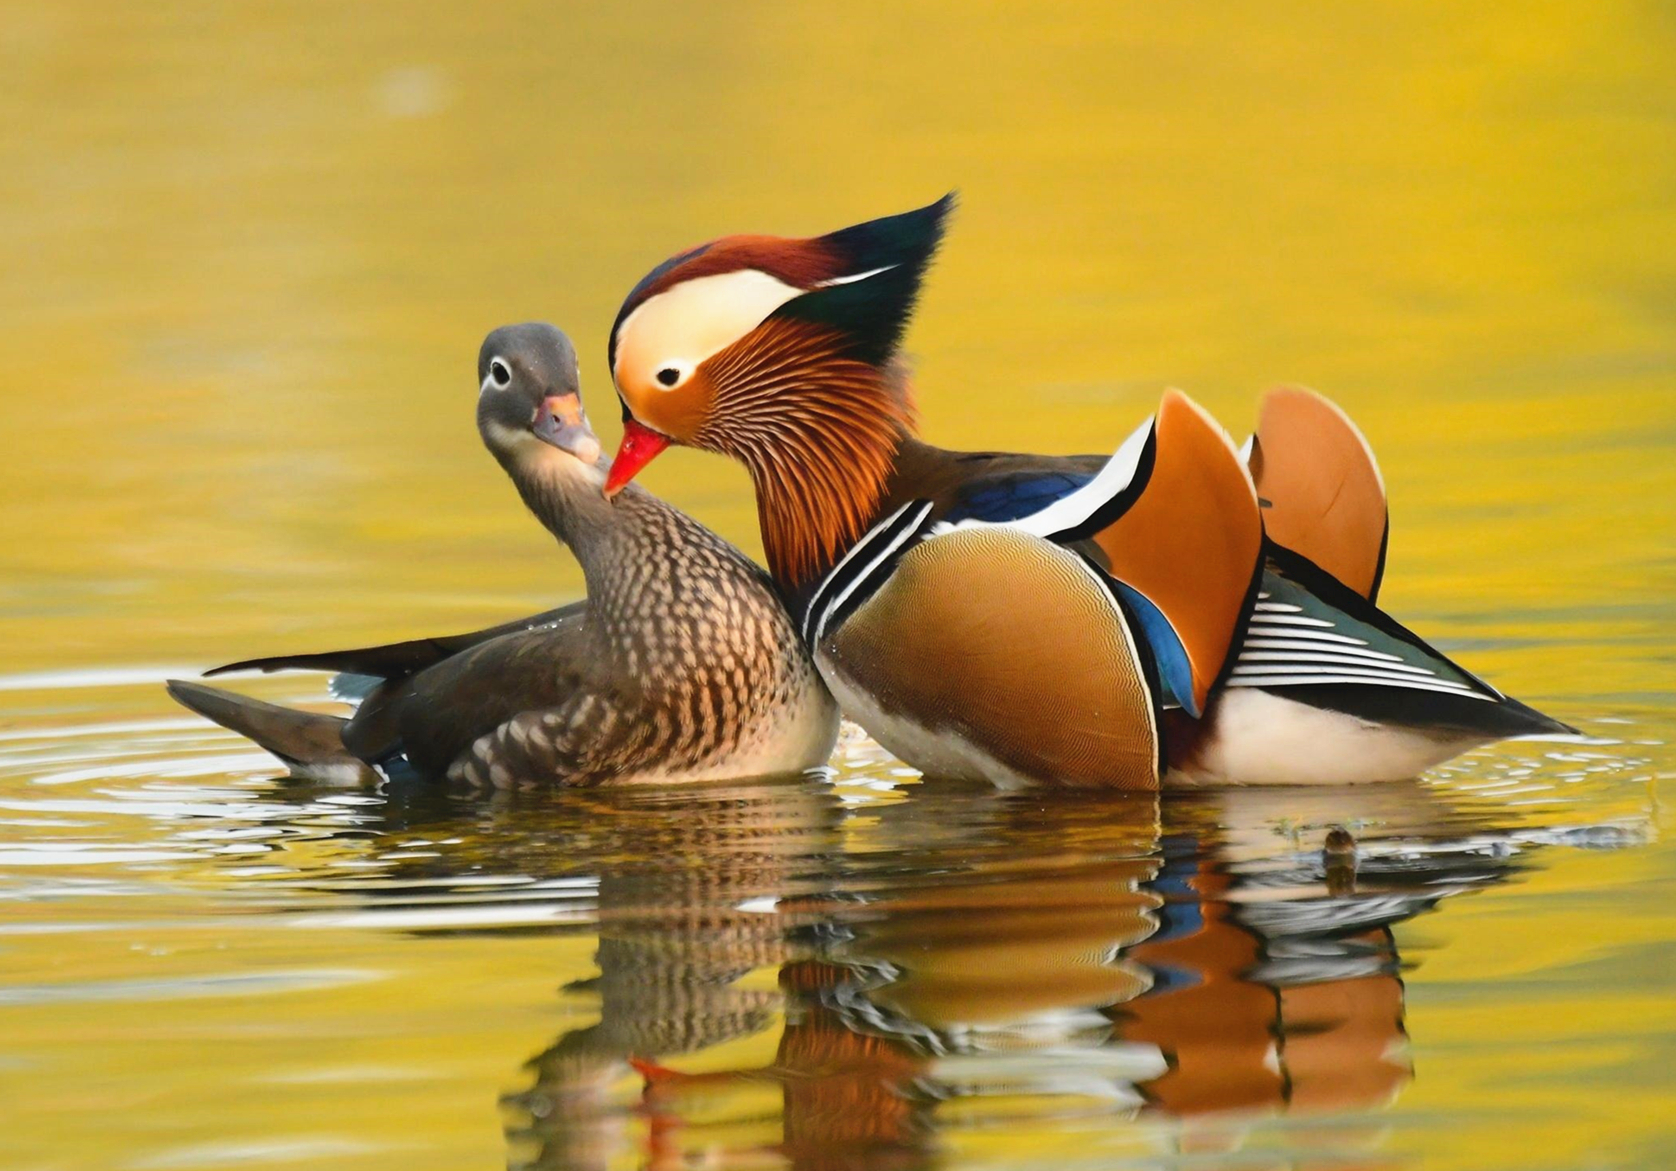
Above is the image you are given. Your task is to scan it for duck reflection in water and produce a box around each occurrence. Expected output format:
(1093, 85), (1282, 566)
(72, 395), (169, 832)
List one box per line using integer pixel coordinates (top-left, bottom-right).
(394, 774), (1526, 1171)
(487, 780), (845, 1170)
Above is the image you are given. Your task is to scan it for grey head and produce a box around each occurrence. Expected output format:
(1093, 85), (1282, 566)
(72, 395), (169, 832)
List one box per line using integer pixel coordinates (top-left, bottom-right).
(477, 323), (602, 468)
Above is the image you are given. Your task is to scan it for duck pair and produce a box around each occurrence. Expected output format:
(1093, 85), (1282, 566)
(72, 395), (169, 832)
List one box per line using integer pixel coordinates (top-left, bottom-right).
(174, 198), (1571, 788)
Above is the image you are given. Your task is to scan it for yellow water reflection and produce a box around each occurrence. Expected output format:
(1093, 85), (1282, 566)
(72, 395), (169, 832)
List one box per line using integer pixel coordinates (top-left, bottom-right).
(0, 2), (1673, 1169)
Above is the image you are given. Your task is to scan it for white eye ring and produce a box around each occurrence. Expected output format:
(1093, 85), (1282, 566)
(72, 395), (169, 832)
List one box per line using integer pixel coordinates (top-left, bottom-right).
(653, 362), (691, 390)
(489, 358), (512, 388)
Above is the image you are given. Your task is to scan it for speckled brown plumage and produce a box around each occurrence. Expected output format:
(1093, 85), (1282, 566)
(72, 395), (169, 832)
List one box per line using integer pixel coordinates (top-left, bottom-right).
(169, 323), (837, 787)
(420, 478), (837, 787)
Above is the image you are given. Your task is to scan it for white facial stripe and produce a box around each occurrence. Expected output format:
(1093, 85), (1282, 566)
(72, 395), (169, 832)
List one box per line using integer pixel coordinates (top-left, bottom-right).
(613, 268), (805, 387)
(816, 263), (897, 287)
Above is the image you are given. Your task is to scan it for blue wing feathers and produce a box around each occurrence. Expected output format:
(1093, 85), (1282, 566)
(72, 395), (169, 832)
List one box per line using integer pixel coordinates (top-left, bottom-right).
(951, 472), (1096, 524)
(1112, 582), (1199, 717)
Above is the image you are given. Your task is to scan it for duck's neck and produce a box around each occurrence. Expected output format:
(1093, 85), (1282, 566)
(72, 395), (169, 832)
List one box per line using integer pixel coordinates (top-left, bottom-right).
(740, 419), (919, 596)
(701, 332), (919, 594)
(502, 448), (637, 620)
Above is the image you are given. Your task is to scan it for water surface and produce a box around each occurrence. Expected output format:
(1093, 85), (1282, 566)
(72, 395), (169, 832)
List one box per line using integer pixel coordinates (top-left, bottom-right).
(2, 3), (1674, 1169)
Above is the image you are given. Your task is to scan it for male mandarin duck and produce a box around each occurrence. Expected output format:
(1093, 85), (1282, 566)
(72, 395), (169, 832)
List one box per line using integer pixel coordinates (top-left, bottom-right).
(602, 196), (1574, 787)
(167, 323), (838, 785)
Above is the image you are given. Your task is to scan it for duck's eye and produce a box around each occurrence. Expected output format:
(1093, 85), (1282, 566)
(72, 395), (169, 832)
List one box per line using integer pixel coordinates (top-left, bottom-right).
(655, 366), (681, 388)
(489, 359), (512, 388)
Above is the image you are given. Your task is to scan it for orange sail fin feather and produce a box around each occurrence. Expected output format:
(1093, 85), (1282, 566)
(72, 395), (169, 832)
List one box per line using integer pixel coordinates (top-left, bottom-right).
(1248, 385), (1389, 601)
(1082, 391), (1264, 717)
(826, 526), (1161, 788)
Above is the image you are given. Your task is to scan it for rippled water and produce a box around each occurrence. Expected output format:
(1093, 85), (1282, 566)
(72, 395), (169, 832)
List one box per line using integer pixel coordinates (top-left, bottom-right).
(1, 670), (1669, 1169)
(4, 3), (1675, 1169)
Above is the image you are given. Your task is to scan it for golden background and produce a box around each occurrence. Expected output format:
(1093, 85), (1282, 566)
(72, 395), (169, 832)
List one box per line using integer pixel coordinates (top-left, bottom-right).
(0, 3), (1672, 1169)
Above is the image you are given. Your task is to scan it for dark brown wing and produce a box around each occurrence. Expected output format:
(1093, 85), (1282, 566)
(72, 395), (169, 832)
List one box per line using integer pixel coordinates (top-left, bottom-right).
(342, 610), (602, 770)
(204, 602), (588, 681)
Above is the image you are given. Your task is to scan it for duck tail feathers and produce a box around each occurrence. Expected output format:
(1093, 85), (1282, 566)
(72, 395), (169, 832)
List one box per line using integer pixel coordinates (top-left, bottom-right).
(1493, 692), (1581, 739)
(165, 680), (377, 783)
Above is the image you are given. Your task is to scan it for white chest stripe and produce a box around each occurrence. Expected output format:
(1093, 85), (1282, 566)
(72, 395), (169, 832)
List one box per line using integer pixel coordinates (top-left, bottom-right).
(802, 501), (925, 642)
(813, 502), (935, 644)
(797, 502), (931, 646)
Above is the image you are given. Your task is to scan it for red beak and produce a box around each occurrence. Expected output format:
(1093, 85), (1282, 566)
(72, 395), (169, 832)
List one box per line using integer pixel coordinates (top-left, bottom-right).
(604, 418), (672, 498)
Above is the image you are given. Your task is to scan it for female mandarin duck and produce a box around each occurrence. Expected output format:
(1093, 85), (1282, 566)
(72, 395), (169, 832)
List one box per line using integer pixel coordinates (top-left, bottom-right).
(167, 324), (838, 786)
(602, 197), (1573, 787)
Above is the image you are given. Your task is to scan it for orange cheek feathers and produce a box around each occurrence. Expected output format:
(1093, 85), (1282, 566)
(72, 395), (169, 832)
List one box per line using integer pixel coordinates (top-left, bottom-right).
(606, 368), (700, 496)
(614, 366), (712, 443)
